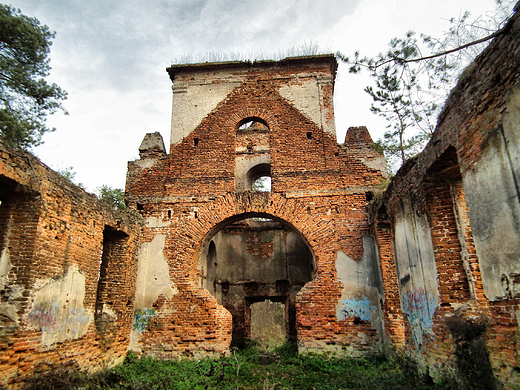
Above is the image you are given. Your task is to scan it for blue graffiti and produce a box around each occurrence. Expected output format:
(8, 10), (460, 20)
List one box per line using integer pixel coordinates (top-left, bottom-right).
(338, 297), (376, 322)
(132, 308), (156, 332)
(65, 307), (91, 337)
(401, 288), (436, 347)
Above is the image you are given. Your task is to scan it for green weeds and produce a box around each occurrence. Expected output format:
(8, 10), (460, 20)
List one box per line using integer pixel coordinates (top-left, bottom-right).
(24, 345), (450, 389)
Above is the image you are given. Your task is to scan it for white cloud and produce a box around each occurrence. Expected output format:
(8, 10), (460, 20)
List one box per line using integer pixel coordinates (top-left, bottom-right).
(7, 0), (510, 191)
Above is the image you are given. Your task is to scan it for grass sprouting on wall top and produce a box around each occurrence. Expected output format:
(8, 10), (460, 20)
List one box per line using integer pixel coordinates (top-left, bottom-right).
(172, 42), (325, 65)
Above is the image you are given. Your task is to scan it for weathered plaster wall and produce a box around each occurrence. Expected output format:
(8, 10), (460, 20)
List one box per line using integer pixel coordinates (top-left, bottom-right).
(134, 233), (178, 309)
(335, 235), (384, 348)
(170, 73), (240, 146)
(27, 264), (91, 348)
(0, 143), (142, 388)
(393, 194), (439, 347)
(278, 74), (336, 136)
(462, 85), (520, 301)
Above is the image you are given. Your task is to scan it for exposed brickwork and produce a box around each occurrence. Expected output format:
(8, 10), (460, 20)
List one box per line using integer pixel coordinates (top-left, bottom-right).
(424, 179), (471, 306)
(1, 9), (519, 387)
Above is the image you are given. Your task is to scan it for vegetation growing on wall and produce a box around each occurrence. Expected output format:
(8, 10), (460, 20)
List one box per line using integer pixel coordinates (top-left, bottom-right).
(172, 42), (322, 65)
(58, 166), (85, 189)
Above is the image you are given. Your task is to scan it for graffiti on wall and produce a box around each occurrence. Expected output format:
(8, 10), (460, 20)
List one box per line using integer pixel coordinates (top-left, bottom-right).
(28, 302), (90, 338)
(27, 264), (92, 347)
(132, 308), (156, 333)
(401, 288), (436, 346)
(338, 296), (376, 322)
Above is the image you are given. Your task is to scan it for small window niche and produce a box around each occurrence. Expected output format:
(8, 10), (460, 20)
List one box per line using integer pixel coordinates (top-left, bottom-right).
(246, 163), (271, 192)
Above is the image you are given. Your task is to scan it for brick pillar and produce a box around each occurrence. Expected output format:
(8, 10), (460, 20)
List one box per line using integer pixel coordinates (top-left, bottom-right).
(374, 209), (406, 346)
(95, 226), (138, 353)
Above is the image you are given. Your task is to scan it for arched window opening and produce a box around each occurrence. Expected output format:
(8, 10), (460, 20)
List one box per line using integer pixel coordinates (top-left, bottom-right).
(208, 241), (217, 268)
(247, 164), (271, 192)
(252, 176), (271, 192)
(198, 214), (314, 347)
(237, 117), (269, 131)
(235, 117), (270, 192)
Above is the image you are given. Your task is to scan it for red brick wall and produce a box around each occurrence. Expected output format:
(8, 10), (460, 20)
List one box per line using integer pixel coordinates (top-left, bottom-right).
(0, 143), (142, 388)
(126, 58), (386, 357)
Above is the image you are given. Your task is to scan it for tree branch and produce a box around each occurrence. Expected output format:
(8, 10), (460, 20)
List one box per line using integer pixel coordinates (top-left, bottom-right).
(375, 22), (511, 68)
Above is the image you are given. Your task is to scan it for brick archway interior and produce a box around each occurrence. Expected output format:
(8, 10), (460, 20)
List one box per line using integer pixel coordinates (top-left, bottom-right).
(198, 212), (315, 345)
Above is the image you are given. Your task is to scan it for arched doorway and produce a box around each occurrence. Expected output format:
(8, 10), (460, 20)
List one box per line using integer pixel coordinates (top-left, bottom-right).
(198, 213), (314, 347)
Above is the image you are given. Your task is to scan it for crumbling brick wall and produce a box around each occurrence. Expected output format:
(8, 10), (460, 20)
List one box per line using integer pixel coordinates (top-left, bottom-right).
(371, 8), (520, 389)
(126, 56), (387, 358)
(0, 143), (142, 388)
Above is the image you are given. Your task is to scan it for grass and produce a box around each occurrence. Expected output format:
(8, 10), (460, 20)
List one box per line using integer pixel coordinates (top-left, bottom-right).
(24, 344), (450, 390)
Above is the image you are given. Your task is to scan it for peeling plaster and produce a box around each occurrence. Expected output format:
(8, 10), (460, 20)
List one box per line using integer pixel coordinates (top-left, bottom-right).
(279, 78), (336, 136)
(0, 247), (22, 329)
(338, 297), (376, 322)
(27, 264), (92, 348)
(170, 81), (239, 145)
(134, 234), (178, 309)
(0, 247), (10, 290)
(144, 216), (171, 228)
(335, 236), (383, 338)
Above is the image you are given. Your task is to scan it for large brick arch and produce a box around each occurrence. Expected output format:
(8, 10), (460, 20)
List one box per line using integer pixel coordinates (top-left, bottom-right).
(158, 192), (348, 353)
(181, 192), (335, 277)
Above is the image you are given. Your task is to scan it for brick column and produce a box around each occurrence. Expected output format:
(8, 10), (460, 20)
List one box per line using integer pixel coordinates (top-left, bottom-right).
(374, 209), (406, 346)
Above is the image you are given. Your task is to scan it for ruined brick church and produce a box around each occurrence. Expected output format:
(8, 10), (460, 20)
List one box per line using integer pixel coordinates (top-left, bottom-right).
(1, 8), (519, 389)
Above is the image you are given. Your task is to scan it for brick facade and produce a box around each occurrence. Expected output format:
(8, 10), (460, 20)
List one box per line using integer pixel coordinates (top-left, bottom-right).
(125, 55), (386, 358)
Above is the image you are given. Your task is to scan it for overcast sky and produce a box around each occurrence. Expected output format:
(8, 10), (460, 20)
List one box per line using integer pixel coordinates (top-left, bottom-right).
(7, 0), (514, 192)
